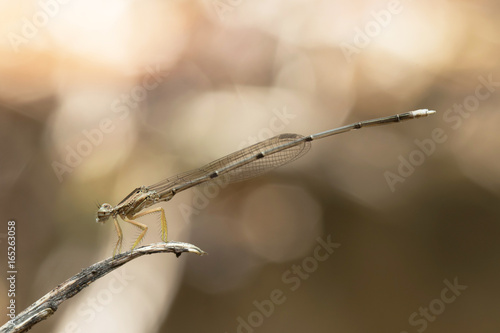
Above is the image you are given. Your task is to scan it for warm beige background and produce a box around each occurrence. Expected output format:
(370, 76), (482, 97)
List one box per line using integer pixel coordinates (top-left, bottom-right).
(1, 1), (499, 332)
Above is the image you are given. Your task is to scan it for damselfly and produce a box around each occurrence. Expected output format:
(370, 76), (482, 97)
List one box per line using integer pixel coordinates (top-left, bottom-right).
(96, 109), (436, 256)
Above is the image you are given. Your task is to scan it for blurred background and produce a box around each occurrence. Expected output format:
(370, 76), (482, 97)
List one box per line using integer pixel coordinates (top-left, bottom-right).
(1, 0), (500, 332)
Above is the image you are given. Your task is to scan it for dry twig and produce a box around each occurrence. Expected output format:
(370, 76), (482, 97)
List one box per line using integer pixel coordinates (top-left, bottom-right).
(0, 242), (206, 333)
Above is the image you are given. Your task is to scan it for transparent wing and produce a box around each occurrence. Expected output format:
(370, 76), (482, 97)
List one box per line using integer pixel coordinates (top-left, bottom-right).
(148, 133), (311, 196)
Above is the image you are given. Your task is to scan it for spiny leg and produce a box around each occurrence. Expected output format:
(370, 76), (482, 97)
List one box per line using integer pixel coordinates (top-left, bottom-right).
(113, 217), (123, 257)
(131, 207), (168, 243)
(122, 217), (148, 251)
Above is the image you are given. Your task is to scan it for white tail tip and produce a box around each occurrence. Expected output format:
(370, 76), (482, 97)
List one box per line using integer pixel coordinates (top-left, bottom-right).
(412, 109), (436, 117)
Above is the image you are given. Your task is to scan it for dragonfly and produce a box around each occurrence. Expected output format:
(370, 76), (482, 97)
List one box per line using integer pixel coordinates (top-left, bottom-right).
(96, 109), (436, 256)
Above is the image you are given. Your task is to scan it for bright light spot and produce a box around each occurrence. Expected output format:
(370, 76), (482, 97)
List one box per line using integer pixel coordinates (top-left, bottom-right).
(48, 0), (131, 66)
